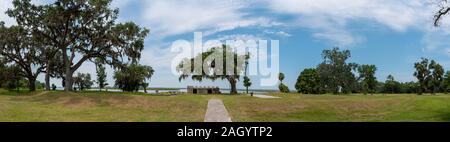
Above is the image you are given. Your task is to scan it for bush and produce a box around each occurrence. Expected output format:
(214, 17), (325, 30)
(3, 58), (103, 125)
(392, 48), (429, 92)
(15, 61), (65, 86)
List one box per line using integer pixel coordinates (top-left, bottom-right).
(51, 84), (57, 91)
(295, 68), (320, 94)
(114, 64), (154, 92)
(73, 73), (93, 91)
(279, 83), (290, 93)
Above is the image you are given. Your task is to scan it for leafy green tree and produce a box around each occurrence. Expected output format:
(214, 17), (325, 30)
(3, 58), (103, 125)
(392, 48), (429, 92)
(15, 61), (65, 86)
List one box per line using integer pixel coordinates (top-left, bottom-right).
(0, 57), (6, 88)
(7, 0), (149, 91)
(2, 65), (24, 91)
(414, 58), (431, 95)
(357, 65), (378, 94)
(96, 63), (107, 91)
(295, 68), (320, 94)
(400, 81), (419, 94)
(177, 45), (247, 95)
(383, 75), (401, 94)
(444, 71), (450, 93)
(243, 76), (252, 94)
(73, 73), (93, 91)
(413, 58), (444, 95)
(0, 23), (46, 91)
(279, 84), (290, 93)
(429, 60), (444, 94)
(243, 52), (251, 94)
(114, 64), (154, 92)
(317, 47), (358, 94)
(47, 53), (66, 88)
(278, 73), (290, 93)
(279, 73), (285, 83)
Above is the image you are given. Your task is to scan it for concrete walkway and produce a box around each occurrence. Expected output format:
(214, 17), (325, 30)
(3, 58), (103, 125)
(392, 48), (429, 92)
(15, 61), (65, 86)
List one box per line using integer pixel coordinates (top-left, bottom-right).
(250, 94), (281, 99)
(204, 99), (232, 122)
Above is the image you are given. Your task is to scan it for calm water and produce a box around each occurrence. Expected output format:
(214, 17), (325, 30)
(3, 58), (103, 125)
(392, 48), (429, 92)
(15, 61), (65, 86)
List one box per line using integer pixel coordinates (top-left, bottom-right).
(57, 88), (272, 94)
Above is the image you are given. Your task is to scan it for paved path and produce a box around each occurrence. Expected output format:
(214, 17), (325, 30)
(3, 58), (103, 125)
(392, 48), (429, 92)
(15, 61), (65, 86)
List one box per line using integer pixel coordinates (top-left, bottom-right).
(250, 94), (281, 99)
(204, 99), (232, 122)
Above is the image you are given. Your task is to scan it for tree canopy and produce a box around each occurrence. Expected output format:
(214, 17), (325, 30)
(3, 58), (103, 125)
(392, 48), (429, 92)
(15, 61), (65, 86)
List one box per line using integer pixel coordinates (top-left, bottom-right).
(0, 22), (46, 91)
(177, 45), (247, 94)
(357, 64), (378, 94)
(317, 47), (358, 94)
(295, 68), (320, 94)
(73, 73), (93, 91)
(114, 64), (154, 92)
(6, 0), (149, 91)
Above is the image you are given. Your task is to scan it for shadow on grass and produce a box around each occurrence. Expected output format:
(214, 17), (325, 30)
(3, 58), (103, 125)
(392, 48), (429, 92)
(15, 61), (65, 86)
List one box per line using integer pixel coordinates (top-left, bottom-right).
(434, 112), (450, 122)
(7, 91), (135, 107)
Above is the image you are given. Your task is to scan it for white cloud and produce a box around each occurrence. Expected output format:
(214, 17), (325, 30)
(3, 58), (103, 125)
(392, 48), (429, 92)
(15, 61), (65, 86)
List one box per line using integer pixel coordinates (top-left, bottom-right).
(215, 34), (263, 41)
(0, 0), (14, 26)
(111, 0), (133, 9)
(266, 0), (433, 47)
(141, 0), (280, 38)
(263, 30), (292, 37)
(140, 44), (178, 70)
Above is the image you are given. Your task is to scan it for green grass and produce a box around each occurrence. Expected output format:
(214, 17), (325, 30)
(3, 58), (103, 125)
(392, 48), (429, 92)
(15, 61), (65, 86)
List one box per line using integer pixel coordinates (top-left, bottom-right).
(0, 90), (210, 122)
(220, 93), (450, 122)
(1, 89), (450, 122)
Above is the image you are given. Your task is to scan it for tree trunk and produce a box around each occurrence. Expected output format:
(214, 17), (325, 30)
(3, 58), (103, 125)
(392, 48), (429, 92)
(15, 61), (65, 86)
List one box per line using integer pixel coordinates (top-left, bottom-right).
(64, 70), (74, 92)
(228, 77), (238, 95)
(63, 47), (72, 91)
(45, 60), (51, 91)
(28, 77), (36, 92)
(246, 87), (249, 94)
(45, 72), (51, 91)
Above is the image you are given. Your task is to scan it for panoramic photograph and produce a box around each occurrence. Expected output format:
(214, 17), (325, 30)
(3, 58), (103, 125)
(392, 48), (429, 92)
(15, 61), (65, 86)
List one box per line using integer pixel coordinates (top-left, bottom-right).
(0, 0), (450, 140)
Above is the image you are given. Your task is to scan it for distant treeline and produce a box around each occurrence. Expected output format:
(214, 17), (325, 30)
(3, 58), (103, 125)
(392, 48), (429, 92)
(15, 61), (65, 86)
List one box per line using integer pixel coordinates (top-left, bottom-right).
(291, 48), (450, 95)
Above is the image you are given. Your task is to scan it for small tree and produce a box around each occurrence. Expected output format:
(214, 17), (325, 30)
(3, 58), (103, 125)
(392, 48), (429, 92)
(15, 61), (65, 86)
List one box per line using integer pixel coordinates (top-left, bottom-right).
(414, 58), (431, 95)
(73, 73), (93, 91)
(444, 71), (450, 93)
(243, 52), (251, 94)
(413, 58), (444, 95)
(296, 68), (320, 94)
(429, 60), (444, 94)
(278, 73), (290, 93)
(384, 75), (401, 94)
(114, 64), (154, 92)
(3, 65), (24, 91)
(243, 76), (252, 94)
(357, 65), (378, 94)
(96, 63), (107, 91)
(51, 84), (57, 91)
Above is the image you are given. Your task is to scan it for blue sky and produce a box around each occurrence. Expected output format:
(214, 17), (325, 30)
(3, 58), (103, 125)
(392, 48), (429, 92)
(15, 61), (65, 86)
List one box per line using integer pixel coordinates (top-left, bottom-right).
(1, 0), (450, 90)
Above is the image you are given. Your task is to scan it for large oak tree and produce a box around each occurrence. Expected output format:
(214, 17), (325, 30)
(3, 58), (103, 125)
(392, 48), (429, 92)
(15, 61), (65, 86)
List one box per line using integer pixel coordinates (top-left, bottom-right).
(177, 45), (247, 94)
(0, 23), (46, 91)
(317, 47), (358, 94)
(7, 0), (149, 91)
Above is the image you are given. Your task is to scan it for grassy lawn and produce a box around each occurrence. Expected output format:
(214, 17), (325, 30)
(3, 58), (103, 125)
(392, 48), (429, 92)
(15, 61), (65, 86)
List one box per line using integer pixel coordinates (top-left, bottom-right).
(0, 90), (210, 122)
(1, 89), (450, 122)
(220, 93), (450, 122)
